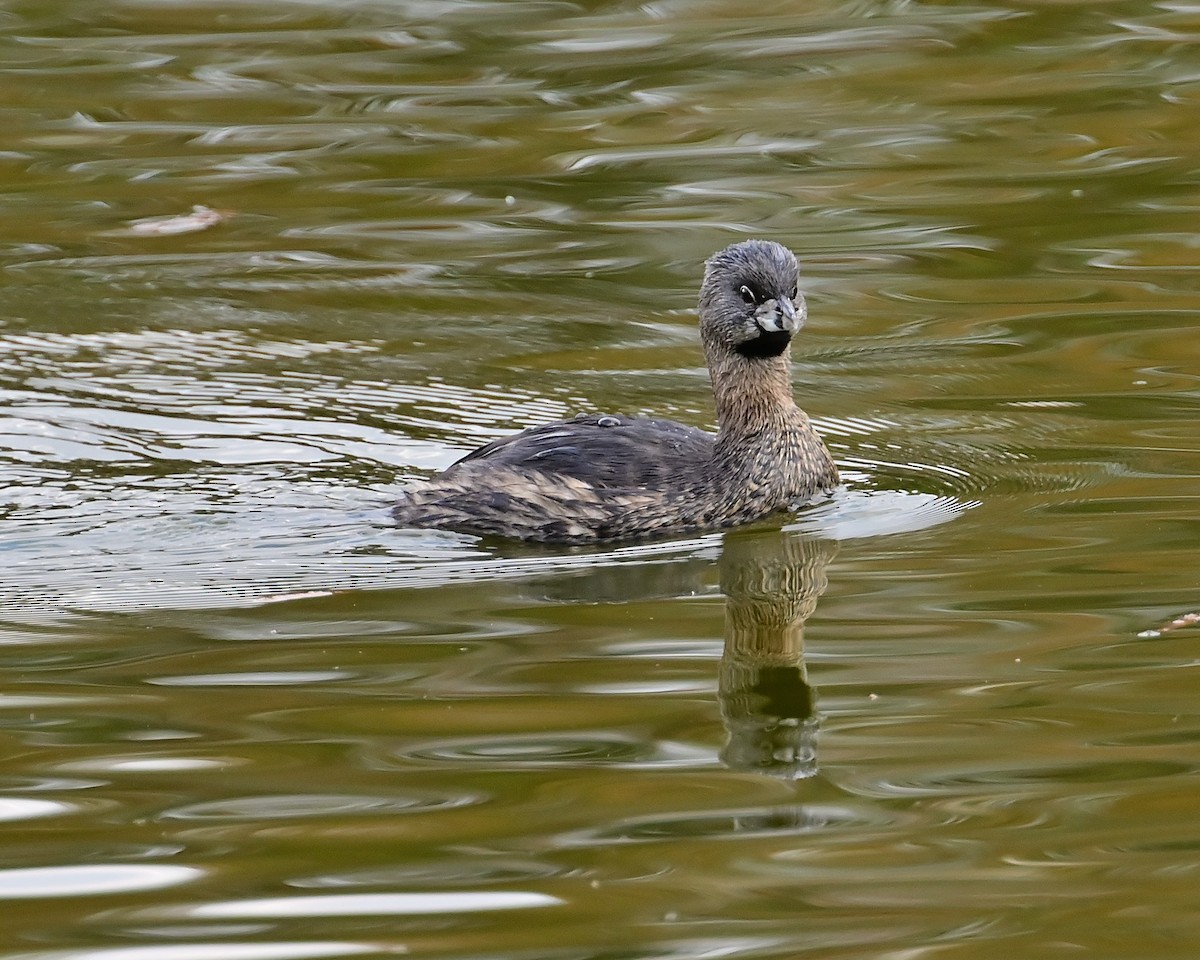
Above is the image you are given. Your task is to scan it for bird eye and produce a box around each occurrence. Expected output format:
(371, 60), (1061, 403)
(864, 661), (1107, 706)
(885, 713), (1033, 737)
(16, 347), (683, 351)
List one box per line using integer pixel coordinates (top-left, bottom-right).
(738, 285), (758, 305)
(789, 286), (797, 300)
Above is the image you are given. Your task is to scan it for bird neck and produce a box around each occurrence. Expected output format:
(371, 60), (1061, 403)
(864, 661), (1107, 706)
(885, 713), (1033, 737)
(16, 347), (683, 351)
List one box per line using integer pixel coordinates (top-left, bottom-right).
(705, 345), (804, 442)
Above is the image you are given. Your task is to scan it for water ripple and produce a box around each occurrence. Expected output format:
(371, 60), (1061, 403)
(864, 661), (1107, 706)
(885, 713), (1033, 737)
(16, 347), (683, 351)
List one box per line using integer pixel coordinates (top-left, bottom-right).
(159, 890), (562, 920)
(398, 733), (698, 769)
(8, 945), (387, 960)
(561, 803), (883, 847)
(0, 797), (76, 823)
(0, 864), (200, 899)
(164, 792), (474, 822)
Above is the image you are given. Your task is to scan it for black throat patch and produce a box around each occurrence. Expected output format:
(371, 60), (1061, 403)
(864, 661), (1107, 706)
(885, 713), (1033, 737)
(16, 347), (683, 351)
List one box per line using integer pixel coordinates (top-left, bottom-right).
(734, 329), (792, 359)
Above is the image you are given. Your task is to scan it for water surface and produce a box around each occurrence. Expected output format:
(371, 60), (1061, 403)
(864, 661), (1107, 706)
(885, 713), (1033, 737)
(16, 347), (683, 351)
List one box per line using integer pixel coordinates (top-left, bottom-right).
(3, 1), (1200, 958)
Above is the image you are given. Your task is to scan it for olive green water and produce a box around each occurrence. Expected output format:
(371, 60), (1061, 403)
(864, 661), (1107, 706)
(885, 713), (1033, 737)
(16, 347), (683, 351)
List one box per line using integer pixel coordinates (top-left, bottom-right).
(3, 1), (1200, 957)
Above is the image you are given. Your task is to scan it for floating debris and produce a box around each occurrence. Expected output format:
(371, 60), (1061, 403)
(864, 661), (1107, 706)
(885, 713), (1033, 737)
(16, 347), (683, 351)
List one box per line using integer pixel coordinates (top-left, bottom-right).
(120, 204), (233, 237)
(1138, 610), (1200, 638)
(253, 589), (338, 606)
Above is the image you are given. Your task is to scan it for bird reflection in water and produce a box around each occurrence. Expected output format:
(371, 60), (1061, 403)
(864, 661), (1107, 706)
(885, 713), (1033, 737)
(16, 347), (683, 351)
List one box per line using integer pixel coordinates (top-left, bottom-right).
(717, 528), (836, 780)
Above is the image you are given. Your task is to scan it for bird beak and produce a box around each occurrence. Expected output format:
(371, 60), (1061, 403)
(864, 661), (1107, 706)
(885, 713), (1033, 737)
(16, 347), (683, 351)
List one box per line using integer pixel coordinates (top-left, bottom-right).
(778, 297), (799, 332)
(759, 296), (803, 334)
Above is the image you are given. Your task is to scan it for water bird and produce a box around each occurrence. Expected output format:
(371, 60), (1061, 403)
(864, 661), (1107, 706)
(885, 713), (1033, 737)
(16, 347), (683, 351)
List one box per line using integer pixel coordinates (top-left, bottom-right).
(393, 240), (839, 543)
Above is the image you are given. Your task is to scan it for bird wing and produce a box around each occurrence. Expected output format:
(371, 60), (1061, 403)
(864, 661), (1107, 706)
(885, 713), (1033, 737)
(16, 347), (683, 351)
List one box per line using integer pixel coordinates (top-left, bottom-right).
(444, 414), (714, 488)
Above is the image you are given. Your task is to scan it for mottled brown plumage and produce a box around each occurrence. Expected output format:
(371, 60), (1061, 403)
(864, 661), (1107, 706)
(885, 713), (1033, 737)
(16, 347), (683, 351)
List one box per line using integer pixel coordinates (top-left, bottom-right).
(393, 240), (839, 543)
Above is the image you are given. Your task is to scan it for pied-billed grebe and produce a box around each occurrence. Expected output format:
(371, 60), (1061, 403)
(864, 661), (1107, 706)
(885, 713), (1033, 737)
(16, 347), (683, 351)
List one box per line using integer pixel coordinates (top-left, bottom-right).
(393, 240), (839, 543)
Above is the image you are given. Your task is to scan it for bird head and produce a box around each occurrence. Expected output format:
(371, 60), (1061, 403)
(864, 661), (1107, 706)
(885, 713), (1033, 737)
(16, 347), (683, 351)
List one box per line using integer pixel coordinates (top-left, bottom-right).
(699, 240), (805, 360)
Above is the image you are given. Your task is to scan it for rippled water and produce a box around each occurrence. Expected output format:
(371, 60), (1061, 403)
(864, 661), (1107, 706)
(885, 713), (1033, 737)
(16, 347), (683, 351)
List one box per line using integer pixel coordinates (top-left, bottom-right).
(3, 1), (1200, 958)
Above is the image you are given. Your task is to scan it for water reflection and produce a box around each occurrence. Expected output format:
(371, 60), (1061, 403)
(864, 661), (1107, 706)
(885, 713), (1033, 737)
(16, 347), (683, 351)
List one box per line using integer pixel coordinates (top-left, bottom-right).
(436, 523), (836, 780)
(718, 529), (834, 780)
